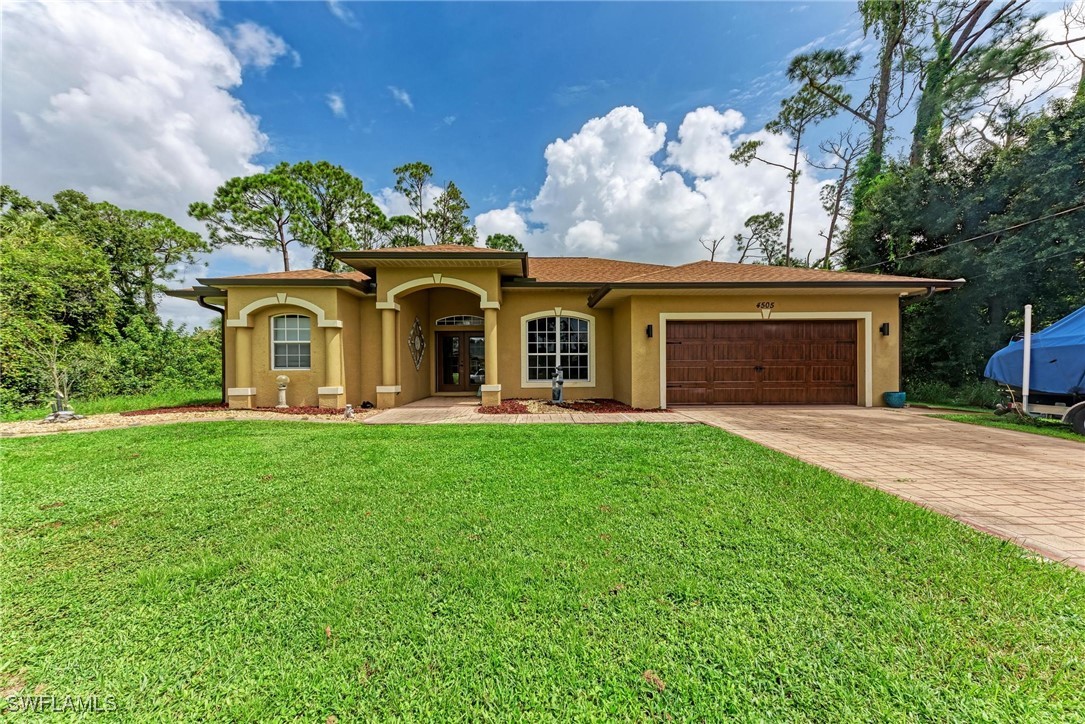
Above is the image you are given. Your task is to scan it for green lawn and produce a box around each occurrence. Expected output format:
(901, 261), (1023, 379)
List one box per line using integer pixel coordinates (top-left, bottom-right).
(1, 388), (221, 422)
(930, 412), (1082, 442)
(2, 423), (1083, 720)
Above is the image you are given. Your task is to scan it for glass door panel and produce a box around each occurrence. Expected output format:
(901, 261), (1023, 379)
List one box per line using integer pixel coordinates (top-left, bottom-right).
(439, 334), (461, 390)
(467, 335), (485, 390)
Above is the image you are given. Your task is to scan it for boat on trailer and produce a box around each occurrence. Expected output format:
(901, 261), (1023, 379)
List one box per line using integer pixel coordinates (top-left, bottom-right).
(984, 305), (1085, 436)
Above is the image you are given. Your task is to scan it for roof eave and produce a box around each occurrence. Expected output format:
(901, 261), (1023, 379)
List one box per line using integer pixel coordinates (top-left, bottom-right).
(165, 285), (226, 299)
(587, 279), (965, 308)
(196, 277), (371, 293)
(334, 249), (529, 277)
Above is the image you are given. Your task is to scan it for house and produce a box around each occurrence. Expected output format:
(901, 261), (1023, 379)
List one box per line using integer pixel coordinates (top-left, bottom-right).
(167, 246), (962, 410)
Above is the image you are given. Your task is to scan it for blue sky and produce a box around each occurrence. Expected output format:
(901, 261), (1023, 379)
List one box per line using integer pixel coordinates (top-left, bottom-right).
(3, 1), (1078, 325)
(228, 1), (856, 207)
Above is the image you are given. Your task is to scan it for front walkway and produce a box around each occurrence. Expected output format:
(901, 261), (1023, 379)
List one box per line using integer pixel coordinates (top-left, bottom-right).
(680, 406), (1085, 570)
(364, 396), (691, 425)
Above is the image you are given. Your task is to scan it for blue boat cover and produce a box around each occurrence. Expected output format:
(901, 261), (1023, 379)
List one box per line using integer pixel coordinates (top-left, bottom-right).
(984, 306), (1085, 394)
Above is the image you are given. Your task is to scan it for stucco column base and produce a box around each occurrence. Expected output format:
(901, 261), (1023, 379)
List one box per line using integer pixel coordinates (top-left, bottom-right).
(228, 391), (255, 410)
(480, 385), (501, 407)
(318, 393), (346, 409)
(376, 391), (398, 409)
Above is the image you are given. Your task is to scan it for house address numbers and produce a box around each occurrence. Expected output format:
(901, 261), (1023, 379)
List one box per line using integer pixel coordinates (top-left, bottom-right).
(756, 301), (775, 310)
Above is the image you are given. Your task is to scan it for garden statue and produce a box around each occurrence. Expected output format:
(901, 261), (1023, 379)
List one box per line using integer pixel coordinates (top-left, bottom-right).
(344, 404), (355, 419)
(551, 365), (564, 403)
(43, 389), (84, 423)
(275, 375), (290, 409)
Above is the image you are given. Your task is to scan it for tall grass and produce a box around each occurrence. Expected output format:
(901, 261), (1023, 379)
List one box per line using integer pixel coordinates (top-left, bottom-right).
(0, 388), (221, 422)
(905, 379), (1003, 409)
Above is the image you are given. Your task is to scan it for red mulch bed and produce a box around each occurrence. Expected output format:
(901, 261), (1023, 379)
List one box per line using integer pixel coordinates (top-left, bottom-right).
(477, 398), (652, 415)
(120, 404), (347, 417)
(478, 400), (529, 415)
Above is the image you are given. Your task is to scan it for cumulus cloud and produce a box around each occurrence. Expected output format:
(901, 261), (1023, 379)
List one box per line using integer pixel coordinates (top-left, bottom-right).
(475, 105), (831, 265)
(225, 20), (300, 69)
(2, 0), (270, 224)
(326, 92), (347, 118)
(388, 85), (413, 110)
(1, 1), (297, 325)
(475, 205), (529, 243)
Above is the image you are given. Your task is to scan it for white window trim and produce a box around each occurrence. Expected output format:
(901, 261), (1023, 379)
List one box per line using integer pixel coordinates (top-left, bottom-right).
(656, 312), (873, 409)
(520, 309), (596, 388)
(270, 314), (313, 371)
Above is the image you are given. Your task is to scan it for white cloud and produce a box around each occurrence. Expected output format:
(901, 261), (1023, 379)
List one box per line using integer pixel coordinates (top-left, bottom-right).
(373, 183), (443, 218)
(225, 20), (299, 69)
(2, 0), (267, 225)
(443, 115), (457, 126)
(475, 205), (529, 243)
(388, 85), (413, 110)
(326, 92), (346, 118)
(1020, 2), (1085, 103)
(472, 105), (832, 265)
(1, 1), (296, 324)
(327, 0), (358, 27)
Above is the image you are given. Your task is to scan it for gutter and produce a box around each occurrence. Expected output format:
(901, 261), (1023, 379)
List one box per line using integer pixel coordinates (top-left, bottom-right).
(900, 279), (965, 306)
(196, 295), (227, 404)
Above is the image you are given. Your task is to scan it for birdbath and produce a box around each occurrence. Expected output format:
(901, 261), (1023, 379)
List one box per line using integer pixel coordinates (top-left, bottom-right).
(275, 375), (290, 409)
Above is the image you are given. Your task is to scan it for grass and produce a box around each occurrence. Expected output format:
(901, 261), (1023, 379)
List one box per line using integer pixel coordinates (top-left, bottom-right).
(929, 412), (1082, 442)
(0, 388), (221, 422)
(2, 423), (1084, 720)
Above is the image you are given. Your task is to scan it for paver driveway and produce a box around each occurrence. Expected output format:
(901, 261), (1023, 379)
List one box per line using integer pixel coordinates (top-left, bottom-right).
(680, 407), (1085, 569)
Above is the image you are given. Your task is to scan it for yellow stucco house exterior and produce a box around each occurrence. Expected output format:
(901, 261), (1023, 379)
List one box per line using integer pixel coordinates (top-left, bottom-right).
(168, 246), (961, 411)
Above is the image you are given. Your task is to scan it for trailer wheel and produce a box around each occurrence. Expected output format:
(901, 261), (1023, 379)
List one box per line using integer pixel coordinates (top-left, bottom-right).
(1070, 407), (1085, 436)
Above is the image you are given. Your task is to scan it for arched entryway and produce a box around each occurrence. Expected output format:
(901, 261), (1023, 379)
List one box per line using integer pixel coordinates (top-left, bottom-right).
(374, 275), (501, 409)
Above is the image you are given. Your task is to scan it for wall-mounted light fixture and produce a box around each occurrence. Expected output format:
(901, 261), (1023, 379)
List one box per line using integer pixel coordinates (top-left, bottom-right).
(646, 324), (654, 338)
(879, 322), (890, 336)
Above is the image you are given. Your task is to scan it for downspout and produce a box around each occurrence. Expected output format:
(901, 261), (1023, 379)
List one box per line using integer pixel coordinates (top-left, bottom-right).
(197, 296), (227, 404)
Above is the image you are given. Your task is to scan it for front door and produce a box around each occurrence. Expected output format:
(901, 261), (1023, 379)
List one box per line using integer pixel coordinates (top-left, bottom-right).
(437, 331), (485, 392)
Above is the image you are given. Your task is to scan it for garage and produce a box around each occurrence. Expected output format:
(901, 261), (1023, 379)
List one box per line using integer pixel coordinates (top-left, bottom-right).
(665, 320), (857, 405)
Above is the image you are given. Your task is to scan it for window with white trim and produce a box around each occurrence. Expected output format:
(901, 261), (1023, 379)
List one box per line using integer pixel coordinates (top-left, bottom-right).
(526, 316), (590, 381)
(271, 314), (311, 369)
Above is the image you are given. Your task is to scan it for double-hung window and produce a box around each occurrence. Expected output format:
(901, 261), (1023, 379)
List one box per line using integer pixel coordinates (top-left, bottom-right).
(271, 314), (311, 369)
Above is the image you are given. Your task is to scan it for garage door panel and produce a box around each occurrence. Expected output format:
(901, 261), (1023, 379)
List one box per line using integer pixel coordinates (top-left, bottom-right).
(761, 365), (809, 382)
(666, 320), (858, 406)
(810, 366), (855, 383)
(711, 364), (760, 382)
(808, 342), (855, 361)
(666, 385), (709, 405)
(711, 386), (760, 404)
(806, 386), (857, 404)
(668, 366), (710, 384)
(761, 342), (808, 361)
(711, 341), (759, 360)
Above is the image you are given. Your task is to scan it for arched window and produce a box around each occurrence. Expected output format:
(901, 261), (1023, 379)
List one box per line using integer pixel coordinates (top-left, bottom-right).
(271, 314), (311, 369)
(524, 314), (592, 382)
(435, 315), (484, 326)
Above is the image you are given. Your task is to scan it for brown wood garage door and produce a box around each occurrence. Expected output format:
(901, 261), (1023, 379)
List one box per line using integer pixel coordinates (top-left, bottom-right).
(666, 321), (857, 405)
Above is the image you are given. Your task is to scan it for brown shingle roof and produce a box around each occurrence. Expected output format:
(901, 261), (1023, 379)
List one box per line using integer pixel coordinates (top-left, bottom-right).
(614, 260), (952, 285)
(208, 269), (370, 282)
(527, 257), (670, 283)
(365, 244), (513, 253)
